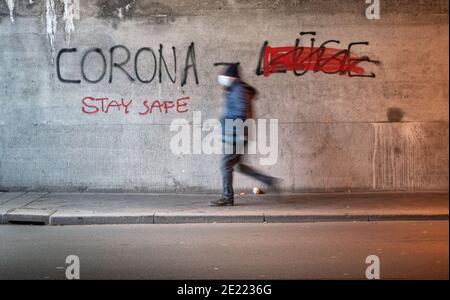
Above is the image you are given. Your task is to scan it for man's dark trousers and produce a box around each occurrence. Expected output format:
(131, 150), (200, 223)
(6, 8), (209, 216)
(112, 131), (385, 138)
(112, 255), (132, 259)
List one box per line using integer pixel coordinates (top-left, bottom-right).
(221, 142), (274, 201)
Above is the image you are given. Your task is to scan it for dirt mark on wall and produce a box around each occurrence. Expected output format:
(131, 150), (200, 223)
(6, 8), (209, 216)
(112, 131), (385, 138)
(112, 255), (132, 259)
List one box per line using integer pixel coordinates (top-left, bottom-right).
(96, 0), (174, 23)
(370, 123), (446, 191)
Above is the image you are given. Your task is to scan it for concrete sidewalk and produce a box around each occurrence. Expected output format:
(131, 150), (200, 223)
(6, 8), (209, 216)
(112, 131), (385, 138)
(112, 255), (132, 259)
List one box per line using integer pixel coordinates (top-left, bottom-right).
(0, 192), (448, 225)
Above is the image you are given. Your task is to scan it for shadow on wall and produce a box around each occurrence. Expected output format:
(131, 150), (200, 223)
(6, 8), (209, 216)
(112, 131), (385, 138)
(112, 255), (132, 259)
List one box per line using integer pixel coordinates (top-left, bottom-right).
(387, 107), (404, 122)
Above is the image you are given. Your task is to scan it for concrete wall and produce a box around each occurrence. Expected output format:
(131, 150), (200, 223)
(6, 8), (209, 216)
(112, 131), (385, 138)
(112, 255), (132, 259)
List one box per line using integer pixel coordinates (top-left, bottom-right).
(0, 0), (448, 193)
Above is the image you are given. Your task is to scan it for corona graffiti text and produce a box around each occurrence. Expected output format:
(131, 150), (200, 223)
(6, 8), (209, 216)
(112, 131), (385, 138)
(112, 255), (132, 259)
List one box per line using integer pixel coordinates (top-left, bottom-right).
(57, 43), (199, 87)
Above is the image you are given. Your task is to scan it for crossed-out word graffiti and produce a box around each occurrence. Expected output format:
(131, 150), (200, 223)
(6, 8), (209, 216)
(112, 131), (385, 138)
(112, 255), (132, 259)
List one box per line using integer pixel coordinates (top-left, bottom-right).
(256, 32), (380, 78)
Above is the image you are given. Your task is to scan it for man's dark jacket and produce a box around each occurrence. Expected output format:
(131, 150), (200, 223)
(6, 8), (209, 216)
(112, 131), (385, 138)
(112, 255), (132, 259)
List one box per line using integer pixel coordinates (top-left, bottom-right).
(221, 79), (257, 144)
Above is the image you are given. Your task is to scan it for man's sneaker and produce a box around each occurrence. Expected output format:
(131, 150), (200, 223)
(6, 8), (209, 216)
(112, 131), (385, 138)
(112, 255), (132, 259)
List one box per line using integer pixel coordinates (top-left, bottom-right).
(209, 198), (234, 207)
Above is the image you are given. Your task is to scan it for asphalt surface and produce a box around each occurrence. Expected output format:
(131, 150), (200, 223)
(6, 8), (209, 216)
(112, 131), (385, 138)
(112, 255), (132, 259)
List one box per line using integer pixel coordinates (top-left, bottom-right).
(0, 221), (448, 280)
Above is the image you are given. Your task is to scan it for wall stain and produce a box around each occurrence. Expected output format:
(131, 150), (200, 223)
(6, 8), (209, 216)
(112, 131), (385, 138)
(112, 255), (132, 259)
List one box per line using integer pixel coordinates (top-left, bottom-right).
(0, 0), (41, 17)
(372, 123), (429, 191)
(97, 0), (134, 18)
(96, 0), (174, 21)
(387, 107), (404, 122)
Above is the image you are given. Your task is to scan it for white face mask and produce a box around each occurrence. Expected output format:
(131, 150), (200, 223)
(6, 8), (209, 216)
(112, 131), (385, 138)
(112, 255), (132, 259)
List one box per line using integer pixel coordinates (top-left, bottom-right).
(218, 75), (235, 87)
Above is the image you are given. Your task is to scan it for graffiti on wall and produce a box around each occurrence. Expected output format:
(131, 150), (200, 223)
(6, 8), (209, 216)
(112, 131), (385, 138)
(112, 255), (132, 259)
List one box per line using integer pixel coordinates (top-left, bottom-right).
(81, 96), (191, 115)
(56, 43), (199, 87)
(56, 32), (380, 116)
(57, 33), (380, 93)
(256, 32), (380, 78)
(53, 31), (381, 115)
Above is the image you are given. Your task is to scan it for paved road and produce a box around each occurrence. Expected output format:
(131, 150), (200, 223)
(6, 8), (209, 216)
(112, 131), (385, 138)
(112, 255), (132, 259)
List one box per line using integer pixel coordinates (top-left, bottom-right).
(0, 221), (448, 280)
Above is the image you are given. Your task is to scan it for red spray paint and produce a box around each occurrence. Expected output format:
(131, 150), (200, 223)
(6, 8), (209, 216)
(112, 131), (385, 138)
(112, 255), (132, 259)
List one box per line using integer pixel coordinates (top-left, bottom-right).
(257, 38), (379, 78)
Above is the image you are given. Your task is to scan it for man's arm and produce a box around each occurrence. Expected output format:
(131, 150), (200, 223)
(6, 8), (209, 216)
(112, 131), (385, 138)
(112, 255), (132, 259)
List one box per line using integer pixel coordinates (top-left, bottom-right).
(233, 85), (251, 120)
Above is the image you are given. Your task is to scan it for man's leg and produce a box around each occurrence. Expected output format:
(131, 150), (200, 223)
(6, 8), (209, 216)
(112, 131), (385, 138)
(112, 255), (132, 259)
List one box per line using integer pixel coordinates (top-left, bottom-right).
(210, 152), (240, 206)
(222, 153), (241, 201)
(237, 163), (278, 187)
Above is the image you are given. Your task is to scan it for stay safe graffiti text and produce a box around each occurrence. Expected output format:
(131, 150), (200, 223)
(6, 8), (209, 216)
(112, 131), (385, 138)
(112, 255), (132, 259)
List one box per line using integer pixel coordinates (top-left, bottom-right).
(81, 96), (190, 115)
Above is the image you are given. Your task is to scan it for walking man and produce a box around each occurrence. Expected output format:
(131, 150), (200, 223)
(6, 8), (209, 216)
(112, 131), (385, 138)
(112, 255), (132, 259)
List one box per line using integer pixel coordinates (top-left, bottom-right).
(210, 64), (278, 207)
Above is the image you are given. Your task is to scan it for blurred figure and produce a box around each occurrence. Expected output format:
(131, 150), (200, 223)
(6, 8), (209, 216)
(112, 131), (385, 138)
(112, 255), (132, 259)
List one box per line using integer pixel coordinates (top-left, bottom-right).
(210, 64), (279, 207)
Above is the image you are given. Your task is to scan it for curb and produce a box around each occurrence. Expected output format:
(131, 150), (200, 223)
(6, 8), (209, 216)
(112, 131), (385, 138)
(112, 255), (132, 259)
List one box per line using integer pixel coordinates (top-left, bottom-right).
(1, 211), (448, 225)
(49, 214), (155, 226)
(154, 214), (264, 224)
(4, 208), (56, 225)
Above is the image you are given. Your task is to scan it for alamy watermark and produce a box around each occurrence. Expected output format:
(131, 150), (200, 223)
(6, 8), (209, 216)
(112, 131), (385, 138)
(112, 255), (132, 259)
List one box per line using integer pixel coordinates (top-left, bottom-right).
(365, 0), (381, 20)
(170, 111), (279, 166)
(365, 255), (381, 279)
(65, 255), (80, 280)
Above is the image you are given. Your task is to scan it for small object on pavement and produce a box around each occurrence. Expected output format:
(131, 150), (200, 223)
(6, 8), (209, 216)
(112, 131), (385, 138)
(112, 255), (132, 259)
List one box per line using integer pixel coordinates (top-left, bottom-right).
(253, 187), (262, 195)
